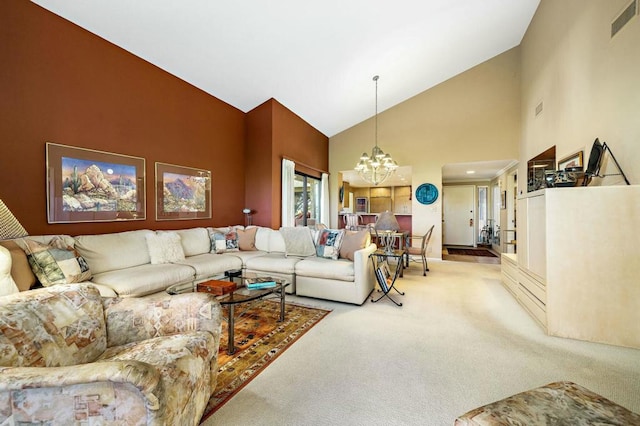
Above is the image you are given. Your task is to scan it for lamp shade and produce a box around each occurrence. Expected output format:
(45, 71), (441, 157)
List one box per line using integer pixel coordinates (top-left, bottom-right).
(0, 200), (28, 239)
(375, 211), (400, 231)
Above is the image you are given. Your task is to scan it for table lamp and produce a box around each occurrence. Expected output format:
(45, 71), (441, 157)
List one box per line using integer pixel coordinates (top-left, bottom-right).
(375, 210), (400, 254)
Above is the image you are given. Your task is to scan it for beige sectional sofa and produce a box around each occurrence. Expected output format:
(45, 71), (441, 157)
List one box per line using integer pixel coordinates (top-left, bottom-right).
(1, 225), (377, 305)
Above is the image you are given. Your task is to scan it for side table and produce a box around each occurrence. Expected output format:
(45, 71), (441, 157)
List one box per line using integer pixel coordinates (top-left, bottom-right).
(369, 249), (406, 306)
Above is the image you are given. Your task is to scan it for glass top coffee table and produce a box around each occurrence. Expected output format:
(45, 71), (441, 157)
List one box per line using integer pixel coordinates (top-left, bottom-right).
(212, 276), (290, 355)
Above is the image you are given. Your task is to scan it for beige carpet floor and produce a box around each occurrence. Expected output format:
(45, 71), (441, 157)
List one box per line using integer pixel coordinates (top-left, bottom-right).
(202, 260), (640, 425)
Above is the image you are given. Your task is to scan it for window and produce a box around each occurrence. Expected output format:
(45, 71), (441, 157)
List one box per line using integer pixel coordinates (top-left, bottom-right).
(294, 173), (320, 226)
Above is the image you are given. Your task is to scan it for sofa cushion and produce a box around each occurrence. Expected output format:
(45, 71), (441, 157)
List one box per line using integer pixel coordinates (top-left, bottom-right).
(0, 240), (35, 291)
(0, 245), (19, 296)
(237, 227), (257, 251)
(268, 228), (286, 253)
(222, 251), (267, 268)
(295, 257), (355, 281)
(279, 227), (315, 258)
(22, 238), (92, 287)
(175, 253), (243, 280)
(209, 227), (240, 254)
(146, 232), (186, 264)
(315, 229), (345, 260)
(90, 263), (195, 297)
(0, 284), (107, 367)
(174, 227), (210, 256)
(253, 227), (271, 252)
(340, 229), (370, 261)
(245, 253), (302, 275)
(75, 230), (153, 275)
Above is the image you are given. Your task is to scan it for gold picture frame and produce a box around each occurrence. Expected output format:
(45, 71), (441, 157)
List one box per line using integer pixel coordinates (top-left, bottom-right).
(155, 162), (211, 220)
(557, 150), (584, 171)
(46, 143), (146, 223)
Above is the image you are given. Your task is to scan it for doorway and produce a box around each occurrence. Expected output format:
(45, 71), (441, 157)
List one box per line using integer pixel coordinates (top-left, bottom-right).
(442, 185), (475, 246)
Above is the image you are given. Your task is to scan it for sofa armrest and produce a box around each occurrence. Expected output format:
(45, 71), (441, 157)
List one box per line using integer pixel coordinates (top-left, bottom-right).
(0, 360), (163, 411)
(353, 243), (377, 280)
(102, 292), (222, 347)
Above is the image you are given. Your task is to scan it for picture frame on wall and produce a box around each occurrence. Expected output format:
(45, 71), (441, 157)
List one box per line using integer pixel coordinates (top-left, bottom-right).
(46, 142), (146, 223)
(155, 162), (211, 220)
(501, 190), (507, 209)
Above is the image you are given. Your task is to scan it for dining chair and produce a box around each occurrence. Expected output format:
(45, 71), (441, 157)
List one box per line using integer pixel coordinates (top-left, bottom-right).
(343, 213), (361, 230)
(405, 225), (434, 276)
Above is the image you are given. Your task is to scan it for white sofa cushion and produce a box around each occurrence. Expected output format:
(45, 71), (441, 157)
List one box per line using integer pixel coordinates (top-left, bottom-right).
(146, 232), (185, 264)
(75, 230), (153, 275)
(268, 229), (286, 253)
(90, 263), (194, 297)
(175, 253), (242, 280)
(223, 251), (267, 268)
(295, 257), (355, 282)
(174, 228), (210, 256)
(245, 253), (302, 274)
(253, 227), (271, 251)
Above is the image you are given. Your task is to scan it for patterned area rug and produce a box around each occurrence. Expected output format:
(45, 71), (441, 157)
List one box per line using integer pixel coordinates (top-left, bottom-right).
(200, 299), (331, 423)
(446, 248), (497, 257)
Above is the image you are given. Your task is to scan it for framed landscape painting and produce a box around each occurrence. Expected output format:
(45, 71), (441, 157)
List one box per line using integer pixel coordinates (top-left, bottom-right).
(155, 162), (211, 220)
(46, 143), (146, 223)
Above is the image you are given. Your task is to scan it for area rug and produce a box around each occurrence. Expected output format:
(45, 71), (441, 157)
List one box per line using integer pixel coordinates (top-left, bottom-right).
(446, 248), (497, 257)
(200, 299), (331, 423)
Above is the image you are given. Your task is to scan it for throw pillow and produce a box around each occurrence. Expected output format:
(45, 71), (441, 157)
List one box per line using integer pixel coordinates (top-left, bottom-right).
(209, 228), (240, 254)
(21, 238), (92, 287)
(145, 232), (186, 264)
(0, 240), (37, 291)
(279, 227), (316, 258)
(237, 227), (257, 251)
(0, 245), (19, 296)
(315, 229), (345, 260)
(339, 229), (370, 261)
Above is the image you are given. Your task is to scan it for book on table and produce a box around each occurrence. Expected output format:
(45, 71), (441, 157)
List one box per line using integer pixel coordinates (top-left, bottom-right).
(375, 267), (389, 292)
(244, 277), (277, 289)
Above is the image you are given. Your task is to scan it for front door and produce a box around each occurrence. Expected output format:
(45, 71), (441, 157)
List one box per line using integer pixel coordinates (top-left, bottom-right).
(443, 185), (475, 246)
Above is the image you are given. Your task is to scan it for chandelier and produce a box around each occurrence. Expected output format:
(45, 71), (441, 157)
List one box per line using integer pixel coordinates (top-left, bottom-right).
(354, 75), (398, 186)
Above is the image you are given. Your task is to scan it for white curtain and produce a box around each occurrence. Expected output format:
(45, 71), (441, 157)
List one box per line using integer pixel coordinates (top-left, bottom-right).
(320, 173), (329, 226)
(281, 159), (296, 227)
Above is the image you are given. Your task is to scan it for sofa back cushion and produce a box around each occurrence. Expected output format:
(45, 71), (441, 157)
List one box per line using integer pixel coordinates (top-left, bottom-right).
(75, 230), (153, 275)
(268, 229), (287, 253)
(253, 227), (271, 251)
(0, 284), (107, 367)
(174, 227), (210, 256)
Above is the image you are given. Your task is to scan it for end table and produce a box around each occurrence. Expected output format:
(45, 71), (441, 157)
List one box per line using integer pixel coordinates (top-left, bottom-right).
(369, 248), (406, 306)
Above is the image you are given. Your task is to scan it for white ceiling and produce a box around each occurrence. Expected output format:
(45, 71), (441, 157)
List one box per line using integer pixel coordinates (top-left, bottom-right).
(31, 0), (540, 137)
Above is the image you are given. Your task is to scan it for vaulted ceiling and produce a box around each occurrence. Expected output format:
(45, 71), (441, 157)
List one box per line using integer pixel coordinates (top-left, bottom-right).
(32, 0), (540, 137)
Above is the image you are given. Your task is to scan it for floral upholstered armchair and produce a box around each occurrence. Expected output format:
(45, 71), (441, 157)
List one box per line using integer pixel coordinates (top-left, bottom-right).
(0, 283), (222, 425)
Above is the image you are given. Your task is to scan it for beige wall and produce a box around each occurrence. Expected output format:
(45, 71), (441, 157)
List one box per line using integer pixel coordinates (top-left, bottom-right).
(520, 0), (640, 194)
(329, 47), (521, 257)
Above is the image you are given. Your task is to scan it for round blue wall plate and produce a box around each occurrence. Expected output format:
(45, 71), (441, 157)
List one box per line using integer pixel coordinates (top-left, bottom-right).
(415, 183), (438, 205)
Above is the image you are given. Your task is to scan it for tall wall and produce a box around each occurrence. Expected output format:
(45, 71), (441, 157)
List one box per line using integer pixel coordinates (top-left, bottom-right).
(246, 99), (328, 229)
(329, 48), (521, 257)
(520, 0), (640, 193)
(1, 1), (327, 236)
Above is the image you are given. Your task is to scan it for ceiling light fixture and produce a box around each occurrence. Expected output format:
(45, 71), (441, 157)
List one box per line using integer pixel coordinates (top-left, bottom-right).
(354, 75), (398, 186)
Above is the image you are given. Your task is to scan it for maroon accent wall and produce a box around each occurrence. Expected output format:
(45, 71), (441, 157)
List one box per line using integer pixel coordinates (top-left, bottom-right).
(1, 1), (246, 235)
(246, 99), (328, 229)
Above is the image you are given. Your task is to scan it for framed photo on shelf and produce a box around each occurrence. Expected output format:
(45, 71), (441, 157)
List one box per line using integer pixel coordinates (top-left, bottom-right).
(155, 162), (211, 220)
(46, 142), (145, 223)
(557, 150), (583, 171)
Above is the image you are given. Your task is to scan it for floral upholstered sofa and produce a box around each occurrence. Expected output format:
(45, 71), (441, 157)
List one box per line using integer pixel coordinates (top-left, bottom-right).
(0, 283), (222, 425)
